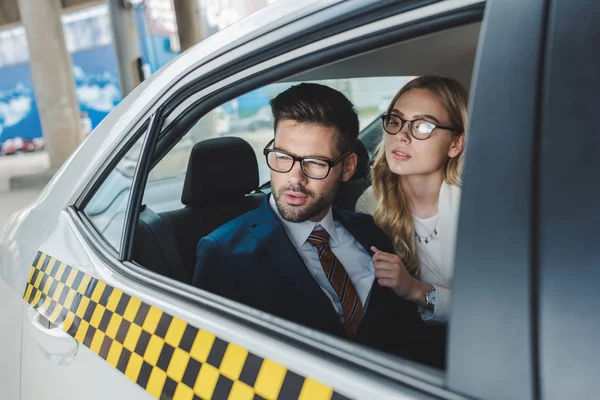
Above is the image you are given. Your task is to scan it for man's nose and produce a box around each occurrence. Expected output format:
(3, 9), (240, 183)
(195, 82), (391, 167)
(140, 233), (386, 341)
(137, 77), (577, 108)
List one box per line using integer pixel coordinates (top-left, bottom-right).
(287, 160), (307, 185)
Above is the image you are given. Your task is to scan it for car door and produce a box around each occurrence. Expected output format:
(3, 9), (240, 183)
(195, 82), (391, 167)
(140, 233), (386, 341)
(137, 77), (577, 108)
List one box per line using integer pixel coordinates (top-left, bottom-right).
(537, 0), (600, 398)
(20, 0), (590, 399)
(13, 1), (493, 399)
(449, 0), (600, 399)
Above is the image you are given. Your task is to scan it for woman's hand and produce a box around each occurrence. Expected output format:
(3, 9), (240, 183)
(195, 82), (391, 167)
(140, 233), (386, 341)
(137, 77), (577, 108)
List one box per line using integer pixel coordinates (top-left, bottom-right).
(371, 246), (432, 306)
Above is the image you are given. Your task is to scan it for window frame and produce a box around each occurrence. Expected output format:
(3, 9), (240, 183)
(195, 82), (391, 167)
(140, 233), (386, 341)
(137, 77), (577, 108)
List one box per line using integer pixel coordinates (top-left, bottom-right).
(75, 120), (152, 258)
(71, 0), (488, 397)
(120, 113), (162, 261)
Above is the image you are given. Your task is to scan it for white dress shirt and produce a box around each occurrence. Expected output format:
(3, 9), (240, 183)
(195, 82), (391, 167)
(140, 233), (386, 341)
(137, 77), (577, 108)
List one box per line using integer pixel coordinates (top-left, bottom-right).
(355, 181), (461, 324)
(269, 195), (374, 320)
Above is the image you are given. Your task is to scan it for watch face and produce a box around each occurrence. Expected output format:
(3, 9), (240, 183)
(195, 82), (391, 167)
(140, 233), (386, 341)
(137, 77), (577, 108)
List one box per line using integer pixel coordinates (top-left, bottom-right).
(427, 290), (436, 305)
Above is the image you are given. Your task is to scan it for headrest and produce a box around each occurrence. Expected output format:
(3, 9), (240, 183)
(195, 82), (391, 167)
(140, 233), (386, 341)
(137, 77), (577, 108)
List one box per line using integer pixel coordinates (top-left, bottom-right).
(351, 140), (370, 181)
(181, 136), (259, 206)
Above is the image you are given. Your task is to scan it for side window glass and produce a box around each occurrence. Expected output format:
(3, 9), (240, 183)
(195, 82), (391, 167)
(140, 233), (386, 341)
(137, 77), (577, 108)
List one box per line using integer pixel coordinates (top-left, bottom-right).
(83, 133), (147, 250)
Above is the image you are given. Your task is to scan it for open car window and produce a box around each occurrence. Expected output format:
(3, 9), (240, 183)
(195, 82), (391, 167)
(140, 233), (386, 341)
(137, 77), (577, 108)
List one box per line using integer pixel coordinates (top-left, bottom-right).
(127, 10), (483, 386)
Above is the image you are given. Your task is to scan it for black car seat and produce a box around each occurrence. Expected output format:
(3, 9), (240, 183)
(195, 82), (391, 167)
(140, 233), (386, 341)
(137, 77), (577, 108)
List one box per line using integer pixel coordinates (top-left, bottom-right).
(351, 138), (370, 181)
(133, 136), (265, 283)
(335, 140), (371, 211)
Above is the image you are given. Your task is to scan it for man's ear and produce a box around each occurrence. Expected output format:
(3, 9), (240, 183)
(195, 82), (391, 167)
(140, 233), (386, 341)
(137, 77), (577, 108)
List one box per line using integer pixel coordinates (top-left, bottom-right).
(448, 133), (466, 158)
(342, 153), (358, 182)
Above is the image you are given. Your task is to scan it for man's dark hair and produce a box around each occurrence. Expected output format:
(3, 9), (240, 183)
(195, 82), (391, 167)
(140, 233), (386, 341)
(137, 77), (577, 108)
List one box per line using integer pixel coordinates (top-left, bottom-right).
(269, 83), (359, 154)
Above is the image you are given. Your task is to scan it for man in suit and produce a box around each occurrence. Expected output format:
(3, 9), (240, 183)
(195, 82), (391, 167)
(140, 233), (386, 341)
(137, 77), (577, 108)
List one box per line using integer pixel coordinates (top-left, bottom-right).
(193, 83), (445, 368)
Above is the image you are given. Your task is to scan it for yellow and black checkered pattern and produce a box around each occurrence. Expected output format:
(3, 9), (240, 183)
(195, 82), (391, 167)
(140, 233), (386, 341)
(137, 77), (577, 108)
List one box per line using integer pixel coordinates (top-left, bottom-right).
(24, 251), (351, 400)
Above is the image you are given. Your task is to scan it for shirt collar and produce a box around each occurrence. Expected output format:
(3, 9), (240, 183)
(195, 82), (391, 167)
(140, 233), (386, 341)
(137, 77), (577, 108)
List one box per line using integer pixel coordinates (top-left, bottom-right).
(269, 194), (339, 249)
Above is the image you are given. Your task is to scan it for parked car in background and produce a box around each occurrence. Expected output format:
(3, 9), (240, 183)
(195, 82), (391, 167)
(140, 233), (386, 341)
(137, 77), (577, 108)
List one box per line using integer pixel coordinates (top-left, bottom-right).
(21, 140), (35, 153)
(1, 138), (22, 155)
(0, 137), (45, 156)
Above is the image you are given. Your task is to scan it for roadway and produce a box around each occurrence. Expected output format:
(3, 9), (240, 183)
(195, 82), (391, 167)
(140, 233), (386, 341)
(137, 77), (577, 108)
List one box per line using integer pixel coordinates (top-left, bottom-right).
(0, 187), (40, 228)
(0, 152), (48, 228)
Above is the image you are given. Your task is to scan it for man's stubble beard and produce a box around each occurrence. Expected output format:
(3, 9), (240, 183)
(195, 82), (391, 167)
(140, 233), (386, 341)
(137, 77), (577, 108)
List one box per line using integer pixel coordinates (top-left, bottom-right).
(273, 179), (342, 223)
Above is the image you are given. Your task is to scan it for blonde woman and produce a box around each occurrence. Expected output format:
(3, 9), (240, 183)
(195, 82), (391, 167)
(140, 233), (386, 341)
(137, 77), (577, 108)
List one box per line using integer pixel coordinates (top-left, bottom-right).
(356, 76), (468, 324)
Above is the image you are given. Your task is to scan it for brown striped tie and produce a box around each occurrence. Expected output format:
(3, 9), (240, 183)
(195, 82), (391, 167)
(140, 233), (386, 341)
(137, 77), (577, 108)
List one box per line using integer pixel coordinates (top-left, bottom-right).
(307, 229), (363, 338)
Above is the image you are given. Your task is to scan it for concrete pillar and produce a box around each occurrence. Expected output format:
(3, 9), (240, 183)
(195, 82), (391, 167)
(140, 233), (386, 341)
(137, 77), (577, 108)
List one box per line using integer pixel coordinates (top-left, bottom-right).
(174, 0), (218, 140)
(108, 0), (142, 97)
(173, 0), (205, 51)
(17, 0), (81, 170)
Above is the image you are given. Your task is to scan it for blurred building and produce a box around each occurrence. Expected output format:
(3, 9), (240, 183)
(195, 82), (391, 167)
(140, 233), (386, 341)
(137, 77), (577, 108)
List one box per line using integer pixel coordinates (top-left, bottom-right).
(0, 0), (277, 146)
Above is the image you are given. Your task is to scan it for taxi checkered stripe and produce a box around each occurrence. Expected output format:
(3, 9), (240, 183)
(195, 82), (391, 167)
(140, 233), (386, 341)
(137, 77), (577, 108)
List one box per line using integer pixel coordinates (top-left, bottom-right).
(23, 251), (350, 400)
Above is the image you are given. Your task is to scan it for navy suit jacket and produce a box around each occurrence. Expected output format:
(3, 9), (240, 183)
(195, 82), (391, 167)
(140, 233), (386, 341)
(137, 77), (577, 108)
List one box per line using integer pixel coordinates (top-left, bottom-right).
(193, 198), (446, 368)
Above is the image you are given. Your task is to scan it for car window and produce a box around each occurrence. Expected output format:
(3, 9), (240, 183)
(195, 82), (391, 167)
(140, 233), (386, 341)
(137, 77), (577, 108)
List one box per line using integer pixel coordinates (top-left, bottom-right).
(142, 76), (413, 213)
(83, 133), (147, 250)
(134, 73), (454, 371)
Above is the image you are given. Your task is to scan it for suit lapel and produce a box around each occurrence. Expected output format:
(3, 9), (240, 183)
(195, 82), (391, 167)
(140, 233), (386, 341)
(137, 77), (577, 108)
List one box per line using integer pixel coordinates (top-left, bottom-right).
(248, 199), (344, 333)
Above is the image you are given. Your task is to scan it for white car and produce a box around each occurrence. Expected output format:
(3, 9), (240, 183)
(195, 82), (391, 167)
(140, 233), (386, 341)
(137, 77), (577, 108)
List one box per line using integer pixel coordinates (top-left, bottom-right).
(1, 0), (598, 399)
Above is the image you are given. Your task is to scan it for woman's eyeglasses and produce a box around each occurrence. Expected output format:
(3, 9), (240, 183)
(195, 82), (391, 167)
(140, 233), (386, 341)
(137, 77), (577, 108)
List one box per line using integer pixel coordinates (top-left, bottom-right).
(381, 114), (460, 140)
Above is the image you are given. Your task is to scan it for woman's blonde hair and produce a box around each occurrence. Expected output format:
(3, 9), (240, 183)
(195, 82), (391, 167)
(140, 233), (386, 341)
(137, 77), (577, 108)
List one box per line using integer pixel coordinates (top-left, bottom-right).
(372, 76), (468, 277)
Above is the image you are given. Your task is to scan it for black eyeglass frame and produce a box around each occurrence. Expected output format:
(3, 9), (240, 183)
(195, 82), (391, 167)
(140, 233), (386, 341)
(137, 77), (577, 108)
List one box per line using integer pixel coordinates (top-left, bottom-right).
(263, 139), (351, 180)
(381, 114), (461, 140)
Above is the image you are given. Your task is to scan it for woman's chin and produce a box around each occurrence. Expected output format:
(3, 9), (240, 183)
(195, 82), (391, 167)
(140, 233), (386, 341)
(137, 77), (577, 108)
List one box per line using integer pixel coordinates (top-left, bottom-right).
(387, 163), (413, 176)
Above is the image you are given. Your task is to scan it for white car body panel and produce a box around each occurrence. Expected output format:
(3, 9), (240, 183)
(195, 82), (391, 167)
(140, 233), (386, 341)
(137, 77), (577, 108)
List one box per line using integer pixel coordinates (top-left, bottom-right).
(0, 278), (23, 400)
(19, 211), (153, 400)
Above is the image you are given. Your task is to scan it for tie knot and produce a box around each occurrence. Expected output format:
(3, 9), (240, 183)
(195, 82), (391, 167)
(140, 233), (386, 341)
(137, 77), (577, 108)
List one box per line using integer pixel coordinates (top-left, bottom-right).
(307, 228), (330, 248)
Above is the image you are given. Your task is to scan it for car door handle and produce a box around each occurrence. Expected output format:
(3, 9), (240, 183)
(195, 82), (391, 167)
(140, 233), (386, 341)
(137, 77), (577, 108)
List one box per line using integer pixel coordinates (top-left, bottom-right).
(27, 307), (78, 366)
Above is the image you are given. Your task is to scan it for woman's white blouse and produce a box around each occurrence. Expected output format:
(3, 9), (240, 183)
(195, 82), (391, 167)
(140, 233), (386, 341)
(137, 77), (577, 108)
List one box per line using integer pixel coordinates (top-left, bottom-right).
(355, 182), (461, 324)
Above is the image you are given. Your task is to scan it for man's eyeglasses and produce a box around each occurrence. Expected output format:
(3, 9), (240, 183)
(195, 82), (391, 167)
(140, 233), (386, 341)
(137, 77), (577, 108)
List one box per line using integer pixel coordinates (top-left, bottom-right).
(263, 139), (350, 180)
(381, 114), (460, 140)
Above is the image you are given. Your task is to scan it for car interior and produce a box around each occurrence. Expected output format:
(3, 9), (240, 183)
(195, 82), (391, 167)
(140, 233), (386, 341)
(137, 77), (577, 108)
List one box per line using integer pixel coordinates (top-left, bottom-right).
(131, 21), (481, 288)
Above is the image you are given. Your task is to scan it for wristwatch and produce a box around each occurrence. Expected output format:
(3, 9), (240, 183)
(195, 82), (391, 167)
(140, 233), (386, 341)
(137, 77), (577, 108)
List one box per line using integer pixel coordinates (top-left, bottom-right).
(425, 286), (437, 311)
